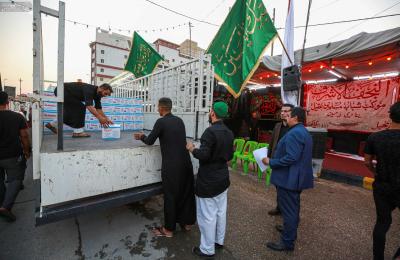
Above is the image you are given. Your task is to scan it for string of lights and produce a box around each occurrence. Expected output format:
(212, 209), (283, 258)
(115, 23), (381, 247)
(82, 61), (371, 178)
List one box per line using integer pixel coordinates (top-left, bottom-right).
(257, 51), (398, 79)
(62, 12), (400, 34)
(62, 17), (188, 35)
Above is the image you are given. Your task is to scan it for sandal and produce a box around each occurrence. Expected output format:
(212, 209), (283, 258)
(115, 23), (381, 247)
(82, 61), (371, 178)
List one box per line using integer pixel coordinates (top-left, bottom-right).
(45, 123), (58, 134)
(72, 133), (91, 138)
(152, 226), (173, 238)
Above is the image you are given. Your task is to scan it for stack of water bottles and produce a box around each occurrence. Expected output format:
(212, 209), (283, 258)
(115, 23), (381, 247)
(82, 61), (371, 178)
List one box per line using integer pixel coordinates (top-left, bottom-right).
(42, 91), (144, 133)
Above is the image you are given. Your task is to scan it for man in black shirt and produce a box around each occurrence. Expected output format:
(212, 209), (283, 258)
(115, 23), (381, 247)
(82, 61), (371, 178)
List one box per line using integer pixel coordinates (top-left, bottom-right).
(134, 97), (196, 238)
(187, 101), (234, 258)
(364, 101), (400, 260)
(45, 82), (113, 137)
(0, 91), (31, 222)
(267, 103), (294, 216)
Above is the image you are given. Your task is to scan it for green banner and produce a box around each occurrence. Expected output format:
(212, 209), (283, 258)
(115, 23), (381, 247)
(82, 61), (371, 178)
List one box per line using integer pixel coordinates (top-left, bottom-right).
(125, 32), (164, 78)
(207, 0), (277, 98)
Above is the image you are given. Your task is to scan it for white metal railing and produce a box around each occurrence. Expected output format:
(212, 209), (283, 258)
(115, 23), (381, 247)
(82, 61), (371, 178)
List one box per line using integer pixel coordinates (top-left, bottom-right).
(112, 54), (214, 114)
(112, 54), (214, 139)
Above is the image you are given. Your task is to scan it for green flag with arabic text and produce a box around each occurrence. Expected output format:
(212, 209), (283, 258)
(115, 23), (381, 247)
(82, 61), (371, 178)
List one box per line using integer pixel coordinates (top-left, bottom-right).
(125, 32), (164, 78)
(207, 0), (277, 98)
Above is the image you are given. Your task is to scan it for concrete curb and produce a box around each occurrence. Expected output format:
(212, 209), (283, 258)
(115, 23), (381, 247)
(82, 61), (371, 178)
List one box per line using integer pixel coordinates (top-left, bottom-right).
(320, 169), (374, 190)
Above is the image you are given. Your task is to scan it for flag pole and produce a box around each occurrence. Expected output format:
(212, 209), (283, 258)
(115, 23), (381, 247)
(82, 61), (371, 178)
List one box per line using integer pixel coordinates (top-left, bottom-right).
(276, 33), (294, 66)
(301, 0), (312, 65)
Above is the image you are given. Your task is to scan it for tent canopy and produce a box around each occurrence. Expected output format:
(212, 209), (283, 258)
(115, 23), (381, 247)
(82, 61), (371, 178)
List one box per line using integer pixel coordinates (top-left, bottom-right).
(252, 27), (400, 84)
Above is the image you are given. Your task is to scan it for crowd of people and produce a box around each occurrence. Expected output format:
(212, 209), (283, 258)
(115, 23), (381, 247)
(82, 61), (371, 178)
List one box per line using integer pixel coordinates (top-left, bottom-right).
(0, 85), (399, 259)
(136, 97), (399, 259)
(135, 96), (314, 257)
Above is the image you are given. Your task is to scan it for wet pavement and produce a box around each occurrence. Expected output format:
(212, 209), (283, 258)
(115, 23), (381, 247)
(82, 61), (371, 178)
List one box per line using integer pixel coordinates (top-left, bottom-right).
(0, 162), (399, 260)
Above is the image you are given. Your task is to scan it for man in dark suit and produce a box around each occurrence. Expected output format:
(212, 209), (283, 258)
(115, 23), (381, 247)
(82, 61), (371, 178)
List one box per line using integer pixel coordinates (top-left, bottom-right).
(262, 107), (313, 252)
(267, 103), (294, 216)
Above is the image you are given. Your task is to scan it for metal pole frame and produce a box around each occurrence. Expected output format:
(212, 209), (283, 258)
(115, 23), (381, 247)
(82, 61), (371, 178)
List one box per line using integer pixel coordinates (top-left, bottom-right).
(57, 1), (65, 150)
(33, 0), (65, 150)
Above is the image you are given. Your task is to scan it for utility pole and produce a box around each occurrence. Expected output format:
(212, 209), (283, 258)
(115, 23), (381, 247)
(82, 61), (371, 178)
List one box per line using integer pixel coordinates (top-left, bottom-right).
(189, 21), (193, 59)
(19, 78), (23, 96)
(271, 8), (275, 56)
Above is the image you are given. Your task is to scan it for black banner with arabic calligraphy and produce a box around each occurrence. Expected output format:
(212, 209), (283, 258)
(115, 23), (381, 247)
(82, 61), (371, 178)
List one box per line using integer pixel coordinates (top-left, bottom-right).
(304, 77), (400, 132)
(249, 88), (282, 119)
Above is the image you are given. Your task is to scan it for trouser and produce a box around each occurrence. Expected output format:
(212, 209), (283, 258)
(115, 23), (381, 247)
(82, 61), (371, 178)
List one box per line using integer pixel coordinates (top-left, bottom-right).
(49, 121), (84, 133)
(196, 189), (228, 255)
(161, 167), (196, 231)
(54, 88), (86, 129)
(373, 187), (400, 260)
(0, 156), (26, 210)
(274, 185), (280, 212)
(277, 186), (301, 249)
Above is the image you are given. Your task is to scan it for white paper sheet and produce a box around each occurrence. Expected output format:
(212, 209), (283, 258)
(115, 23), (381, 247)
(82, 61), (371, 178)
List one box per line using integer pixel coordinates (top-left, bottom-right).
(252, 147), (269, 172)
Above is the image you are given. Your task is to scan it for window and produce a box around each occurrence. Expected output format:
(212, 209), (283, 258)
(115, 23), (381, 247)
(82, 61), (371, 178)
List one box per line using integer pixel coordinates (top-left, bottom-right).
(101, 50), (105, 54)
(100, 68), (104, 72)
(124, 55), (128, 59)
(100, 59), (104, 63)
(172, 59), (175, 62)
(100, 78), (103, 81)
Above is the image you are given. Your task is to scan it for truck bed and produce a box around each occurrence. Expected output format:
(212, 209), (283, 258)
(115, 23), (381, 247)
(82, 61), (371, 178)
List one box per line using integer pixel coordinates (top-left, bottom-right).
(41, 131), (150, 153)
(38, 131), (198, 209)
(39, 130), (162, 208)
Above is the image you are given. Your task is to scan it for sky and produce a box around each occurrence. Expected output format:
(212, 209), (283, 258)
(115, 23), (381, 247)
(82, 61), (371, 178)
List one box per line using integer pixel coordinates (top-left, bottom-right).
(0, 0), (399, 94)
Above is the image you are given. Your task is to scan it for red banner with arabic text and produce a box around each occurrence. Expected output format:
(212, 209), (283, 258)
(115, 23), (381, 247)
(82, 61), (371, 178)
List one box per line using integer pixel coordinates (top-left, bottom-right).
(304, 77), (400, 132)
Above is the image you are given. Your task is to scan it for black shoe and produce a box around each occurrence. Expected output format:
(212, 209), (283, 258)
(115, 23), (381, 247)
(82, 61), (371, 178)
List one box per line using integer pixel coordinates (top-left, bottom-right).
(393, 247), (400, 260)
(179, 223), (192, 231)
(266, 242), (294, 252)
(192, 247), (215, 258)
(215, 243), (224, 250)
(268, 208), (281, 216)
(275, 224), (283, 233)
(0, 208), (16, 222)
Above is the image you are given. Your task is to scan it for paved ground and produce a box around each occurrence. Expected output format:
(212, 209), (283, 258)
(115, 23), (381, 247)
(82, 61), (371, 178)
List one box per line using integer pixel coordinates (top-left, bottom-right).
(0, 162), (399, 260)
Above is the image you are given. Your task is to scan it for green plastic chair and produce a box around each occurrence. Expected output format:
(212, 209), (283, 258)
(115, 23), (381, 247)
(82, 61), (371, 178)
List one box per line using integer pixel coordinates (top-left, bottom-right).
(249, 143), (269, 180)
(231, 138), (245, 170)
(265, 166), (272, 186)
(237, 141), (258, 174)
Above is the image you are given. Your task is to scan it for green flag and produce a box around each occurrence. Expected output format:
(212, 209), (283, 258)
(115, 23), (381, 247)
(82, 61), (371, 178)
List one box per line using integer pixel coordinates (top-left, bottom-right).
(125, 32), (164, 78)
(207, 0), (277, 98)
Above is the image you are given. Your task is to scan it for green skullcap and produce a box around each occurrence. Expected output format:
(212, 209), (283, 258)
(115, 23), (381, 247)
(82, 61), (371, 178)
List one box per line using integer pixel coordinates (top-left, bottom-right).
(213, 101), (229, 118)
